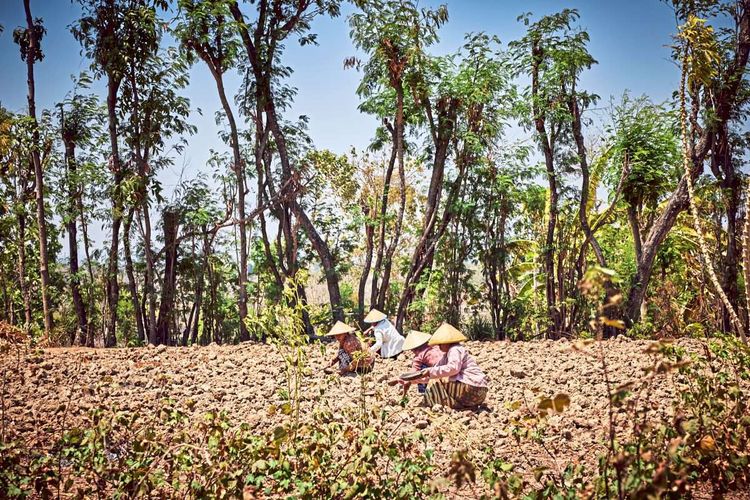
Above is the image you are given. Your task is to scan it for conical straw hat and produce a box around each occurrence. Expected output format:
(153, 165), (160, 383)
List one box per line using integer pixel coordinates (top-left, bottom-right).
(428, 323), (467, 345)
(363, 308), (387, 323)
(402, 330), (431, 351)
(326, 321), (356, 336)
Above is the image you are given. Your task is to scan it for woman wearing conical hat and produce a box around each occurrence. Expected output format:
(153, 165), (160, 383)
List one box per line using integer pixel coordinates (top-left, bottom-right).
(408, 323), (488, 409)
(388, 330), (443, 395)
(323, 321), (375, 375)
(363, 308), (405, 359)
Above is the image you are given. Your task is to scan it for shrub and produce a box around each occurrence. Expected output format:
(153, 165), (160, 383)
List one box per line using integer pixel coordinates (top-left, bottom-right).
(477, 336), (750, 499)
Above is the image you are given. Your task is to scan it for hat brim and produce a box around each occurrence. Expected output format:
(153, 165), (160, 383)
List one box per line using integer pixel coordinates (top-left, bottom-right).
(402, 330), (431, 351)
(325, 328), (355, 337)
(326, 321), (357, 336)
(363, 309), (387, 323)
(427, 323), (467, 345)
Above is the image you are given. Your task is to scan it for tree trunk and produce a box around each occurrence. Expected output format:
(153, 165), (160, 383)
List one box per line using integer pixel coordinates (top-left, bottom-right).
(743, 177), (750, 329)
(529, 39), (561, 339)
(23, 0), (53, 338)
(230, 0), (344, 323)
(15, 170), (32, 329)
(190, 230), (212, 345)
(377, 89), (407, 309)
(710, 125), (741, 332)
(155, 209), (179, 345)
(141, 207), (157, 341)
(395, 99), (458, 329)
(370, 125), (398, 308)
(290, 199), (345, 321)
(104, 74), (123, 347)
(79, 181), (96, 347)
(205, 59), (249, 342)
(62, 135), (89, 345)
(625, 179), (690, 323)
(123, 207), (146, 343)
(263, 91), (345, 321)
(569, 91), (623, 337)
(358, 204), (375, 322)
(370, 142), (397, 308)
(624, 0), (750, 328)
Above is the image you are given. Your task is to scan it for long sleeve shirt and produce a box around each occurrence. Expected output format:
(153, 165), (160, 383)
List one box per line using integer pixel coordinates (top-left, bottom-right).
(416, 344), (488, 388)
(369, 319), (405, 358)
(411, 344), (445, 371)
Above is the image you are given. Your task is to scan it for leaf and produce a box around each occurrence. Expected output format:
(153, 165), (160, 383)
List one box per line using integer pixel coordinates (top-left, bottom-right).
(599, 317), (625, 329)
(699, 435), (716, 453)
(533, 466), (548, 482)
(272, 426), (287, 443)
(538, 393), (571, 414)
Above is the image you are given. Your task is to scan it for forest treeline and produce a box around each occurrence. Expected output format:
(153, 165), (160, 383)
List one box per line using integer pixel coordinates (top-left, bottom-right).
(2, 0), (750, 347)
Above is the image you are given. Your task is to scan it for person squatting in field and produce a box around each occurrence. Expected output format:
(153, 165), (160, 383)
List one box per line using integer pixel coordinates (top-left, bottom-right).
(363, 308), (405, 360)
(388, 329), (443, 396)
(323, 321), (375, 375)
(405, 323), (489, 410)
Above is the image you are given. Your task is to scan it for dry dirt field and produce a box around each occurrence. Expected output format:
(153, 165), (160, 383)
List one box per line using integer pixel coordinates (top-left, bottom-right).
(2, 337), (747, 497)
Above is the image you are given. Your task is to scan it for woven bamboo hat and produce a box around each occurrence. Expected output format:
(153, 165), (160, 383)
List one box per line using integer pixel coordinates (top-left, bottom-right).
(428, 323), (467, 345)
(326, 321), (356, 337)
(363, 308), (387, 324)
(402, 330), (431, 351)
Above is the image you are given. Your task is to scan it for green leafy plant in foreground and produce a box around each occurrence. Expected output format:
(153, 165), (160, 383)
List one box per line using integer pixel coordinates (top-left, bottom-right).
(475, 336), (750, 499)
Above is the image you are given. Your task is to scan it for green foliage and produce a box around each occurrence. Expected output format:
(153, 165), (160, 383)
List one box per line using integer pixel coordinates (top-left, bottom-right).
(0, 438), (58, 498)
(20, 402), (436, 499)
(476, 336), (750, 498)
(246, 275), (310, 425)
(598, 337), (750, 497)
(606, 95), (681, 210)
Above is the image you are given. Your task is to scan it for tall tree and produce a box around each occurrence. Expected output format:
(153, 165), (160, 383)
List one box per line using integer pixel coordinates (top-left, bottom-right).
(57, 86), (101, 345)
(120, 46), (194, 344)
(228, 0), (345, 323)
(0, 108), (33, 329)
(348, 0), (435, 314)
(73, 0), (168, 346)
(14, 0), (53, 338)
(175, 0), (251, 341)
(396, 32), (510, 329)
(623, 0), (750, 326)
(510, 10), (605, 338)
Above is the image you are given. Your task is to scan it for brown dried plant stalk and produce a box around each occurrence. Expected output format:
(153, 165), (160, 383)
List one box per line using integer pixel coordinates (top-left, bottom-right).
(679, 43), (747, 343)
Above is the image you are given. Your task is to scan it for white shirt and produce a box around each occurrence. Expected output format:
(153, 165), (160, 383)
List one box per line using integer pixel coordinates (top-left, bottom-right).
(369, 319), (405, 358)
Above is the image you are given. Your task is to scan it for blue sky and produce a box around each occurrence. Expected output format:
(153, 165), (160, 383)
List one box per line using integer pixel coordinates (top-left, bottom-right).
(0, 0), (680, 197)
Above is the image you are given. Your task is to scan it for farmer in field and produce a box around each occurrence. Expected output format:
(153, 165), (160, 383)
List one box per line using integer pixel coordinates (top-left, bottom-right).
(388, 330), (443, 396)
(323, 321), (375, 375)
(406, 323), (488, 409)
(363, 308), (405, 359)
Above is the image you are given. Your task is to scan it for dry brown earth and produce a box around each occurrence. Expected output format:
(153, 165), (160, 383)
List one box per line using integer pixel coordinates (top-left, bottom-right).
(1, 337), (747, 497)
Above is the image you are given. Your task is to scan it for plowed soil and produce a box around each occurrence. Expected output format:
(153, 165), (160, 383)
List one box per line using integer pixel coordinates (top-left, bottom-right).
(2, 337), (747, 498)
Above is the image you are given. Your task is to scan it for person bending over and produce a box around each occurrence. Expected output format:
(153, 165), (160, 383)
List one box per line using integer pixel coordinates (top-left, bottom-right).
(388, 329), (443, 396)
(324, 321), (375, 375)
(409, 323), (488, 409)
(363, 308), (405, 359)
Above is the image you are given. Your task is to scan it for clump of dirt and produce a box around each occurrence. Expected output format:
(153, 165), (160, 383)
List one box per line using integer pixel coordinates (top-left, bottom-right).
(0, 337), (707, 492)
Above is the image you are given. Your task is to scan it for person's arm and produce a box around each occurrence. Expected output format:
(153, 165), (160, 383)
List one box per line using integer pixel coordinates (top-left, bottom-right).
(427, 347), (462, 379)
(369, 329), (383, 353)
(411, 351), (423, 372)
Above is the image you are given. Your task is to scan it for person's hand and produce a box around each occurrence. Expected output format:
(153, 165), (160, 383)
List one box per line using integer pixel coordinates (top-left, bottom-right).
(387, 378), (400, 386)
(323, 366), (334, 375)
